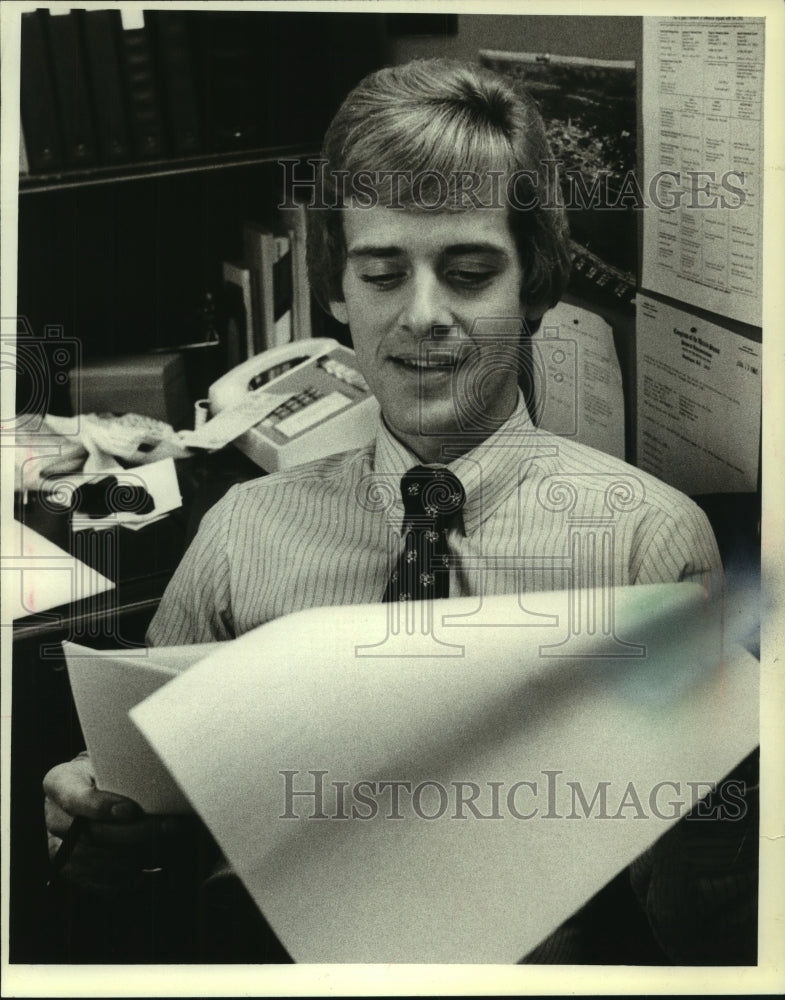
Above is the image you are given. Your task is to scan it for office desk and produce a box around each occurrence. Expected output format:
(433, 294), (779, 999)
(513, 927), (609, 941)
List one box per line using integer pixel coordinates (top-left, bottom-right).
(9, 451), (262, 963)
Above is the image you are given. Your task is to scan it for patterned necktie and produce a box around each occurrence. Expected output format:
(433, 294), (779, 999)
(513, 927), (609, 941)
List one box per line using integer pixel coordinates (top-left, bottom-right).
(382, 466), (466, 603)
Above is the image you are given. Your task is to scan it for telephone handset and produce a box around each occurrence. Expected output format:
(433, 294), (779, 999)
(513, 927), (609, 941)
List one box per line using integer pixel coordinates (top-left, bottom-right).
(207, 338), (379, 472)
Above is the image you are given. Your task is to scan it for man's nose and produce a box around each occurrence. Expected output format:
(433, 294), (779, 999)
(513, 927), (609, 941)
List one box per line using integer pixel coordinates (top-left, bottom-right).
(399, 271), (453, 334)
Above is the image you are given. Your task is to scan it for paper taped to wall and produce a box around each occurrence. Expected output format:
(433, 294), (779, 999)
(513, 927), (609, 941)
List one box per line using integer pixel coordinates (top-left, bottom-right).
(636, 295), (761, 494)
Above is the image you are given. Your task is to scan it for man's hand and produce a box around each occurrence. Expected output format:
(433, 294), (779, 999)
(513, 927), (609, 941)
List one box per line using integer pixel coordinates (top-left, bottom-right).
(44, 754), (197, 895)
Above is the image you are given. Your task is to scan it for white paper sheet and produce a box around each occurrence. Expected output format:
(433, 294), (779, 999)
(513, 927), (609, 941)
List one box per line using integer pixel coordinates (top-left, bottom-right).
(641, 17), (764, 326)
(535, 302), (625, 459)
(176, 390), (289, 451)
(636, 295), (761, 494)
(67, 457), (183, 531)
(62, 640), (219, 813)
(129, 584), (758, 964)
(3, 522), (114, 621)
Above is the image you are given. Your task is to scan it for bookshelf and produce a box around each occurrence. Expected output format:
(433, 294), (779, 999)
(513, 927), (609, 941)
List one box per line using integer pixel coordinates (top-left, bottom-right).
(18, 143), (319, 195)
(16, 8), (386, 411)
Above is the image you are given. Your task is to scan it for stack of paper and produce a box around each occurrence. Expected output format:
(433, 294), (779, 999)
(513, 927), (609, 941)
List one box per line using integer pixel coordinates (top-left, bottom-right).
(64, 583), (758, 963)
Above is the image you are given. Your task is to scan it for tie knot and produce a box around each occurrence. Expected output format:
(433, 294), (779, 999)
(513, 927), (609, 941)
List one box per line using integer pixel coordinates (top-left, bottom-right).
(400, 466), (466, 527)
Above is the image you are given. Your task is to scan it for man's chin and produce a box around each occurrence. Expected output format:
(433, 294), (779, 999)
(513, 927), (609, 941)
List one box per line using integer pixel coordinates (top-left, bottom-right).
(385, 390), (518, 452)
(384, 408), (473, 452)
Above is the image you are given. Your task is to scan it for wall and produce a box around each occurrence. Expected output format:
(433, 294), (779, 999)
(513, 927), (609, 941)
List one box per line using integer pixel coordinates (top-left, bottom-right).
(387, 14), (641, 66)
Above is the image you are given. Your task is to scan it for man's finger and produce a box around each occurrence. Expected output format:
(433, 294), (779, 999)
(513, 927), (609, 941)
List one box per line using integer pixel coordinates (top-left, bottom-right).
(44, 795), (78, 841)
(43, 758), (141, 823)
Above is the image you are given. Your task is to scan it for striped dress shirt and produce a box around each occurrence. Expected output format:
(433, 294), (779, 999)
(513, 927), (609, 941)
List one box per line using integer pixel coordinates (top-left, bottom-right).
(147, 395), (721, 647)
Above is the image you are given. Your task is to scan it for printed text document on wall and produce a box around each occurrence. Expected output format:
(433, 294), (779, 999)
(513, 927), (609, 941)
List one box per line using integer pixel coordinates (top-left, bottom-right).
(636, 295), (761, 495)
(641, 17), (764, 326)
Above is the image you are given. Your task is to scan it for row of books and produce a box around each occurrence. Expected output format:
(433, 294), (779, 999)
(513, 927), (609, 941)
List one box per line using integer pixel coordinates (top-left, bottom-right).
(222, 203), (312, 362)
(20, 8), (271, 174)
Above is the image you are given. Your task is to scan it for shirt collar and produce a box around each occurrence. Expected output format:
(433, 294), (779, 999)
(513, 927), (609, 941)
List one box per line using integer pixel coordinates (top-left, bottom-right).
(373, 392), (551, 535)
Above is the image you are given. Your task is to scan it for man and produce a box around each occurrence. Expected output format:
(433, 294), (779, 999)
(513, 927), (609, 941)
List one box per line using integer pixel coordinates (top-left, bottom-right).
(45, 59), (740, 963)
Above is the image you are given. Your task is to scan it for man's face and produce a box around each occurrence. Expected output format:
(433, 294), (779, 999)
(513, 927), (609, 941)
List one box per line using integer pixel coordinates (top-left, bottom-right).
(330, 206), (528, 462)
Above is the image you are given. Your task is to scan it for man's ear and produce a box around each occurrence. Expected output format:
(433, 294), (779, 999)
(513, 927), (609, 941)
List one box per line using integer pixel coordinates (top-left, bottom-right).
(522, 308), (545, 336)
(523, 302), (549, 327)
(330, 300), (349, 325)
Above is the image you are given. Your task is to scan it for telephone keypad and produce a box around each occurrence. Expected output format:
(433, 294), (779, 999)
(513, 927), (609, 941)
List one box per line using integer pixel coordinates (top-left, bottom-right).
(261, 386), (322, 427)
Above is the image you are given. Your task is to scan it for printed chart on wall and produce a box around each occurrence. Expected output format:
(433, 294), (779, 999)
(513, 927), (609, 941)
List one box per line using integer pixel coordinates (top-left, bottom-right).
(641, 17), (764, 327)
(533, 301), (626, 461)
(636, 296), (761, 496)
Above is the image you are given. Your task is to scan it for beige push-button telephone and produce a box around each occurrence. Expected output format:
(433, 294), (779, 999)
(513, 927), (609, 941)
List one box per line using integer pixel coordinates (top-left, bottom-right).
(207, 339), (379, 472)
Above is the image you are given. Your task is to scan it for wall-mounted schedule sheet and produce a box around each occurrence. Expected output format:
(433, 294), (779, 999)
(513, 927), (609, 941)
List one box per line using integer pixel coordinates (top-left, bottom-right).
(641, 17), (764, 327)
(636, 296), (761, 495)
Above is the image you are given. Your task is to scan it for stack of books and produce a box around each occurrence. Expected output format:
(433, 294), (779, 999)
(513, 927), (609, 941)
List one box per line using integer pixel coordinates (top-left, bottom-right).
(222, 203), (312, 359)
(19, 8), (269, 175)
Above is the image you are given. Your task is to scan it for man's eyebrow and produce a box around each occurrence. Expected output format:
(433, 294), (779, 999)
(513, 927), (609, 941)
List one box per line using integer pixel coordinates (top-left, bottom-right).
(346, 242), (510, 259)
(442, 243), (510, 257)
(346, 245), (404, 259)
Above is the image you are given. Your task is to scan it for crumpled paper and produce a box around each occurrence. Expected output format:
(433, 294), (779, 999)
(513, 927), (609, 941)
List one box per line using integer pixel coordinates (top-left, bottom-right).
(15, 412), (192, 493)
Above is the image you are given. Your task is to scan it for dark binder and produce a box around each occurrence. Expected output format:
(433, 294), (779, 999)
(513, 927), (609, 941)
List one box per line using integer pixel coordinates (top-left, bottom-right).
(19, 10), (63, 172)
(118, 12), (165, 160)
(45, 10), (98, 168)
(82, 8), (132, 165)
(149, 10), (202, 156)
(192, 12), (265, 152)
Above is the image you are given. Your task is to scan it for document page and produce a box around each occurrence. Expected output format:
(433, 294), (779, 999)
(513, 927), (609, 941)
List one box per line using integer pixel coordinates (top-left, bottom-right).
(131, 585), (757, 964)
(63, 640), (219, 813)
(534, 301), (626, 460)
(636, 295), (761, 495)
(641, 17), (764, 326)
(4, 523), (114, 621)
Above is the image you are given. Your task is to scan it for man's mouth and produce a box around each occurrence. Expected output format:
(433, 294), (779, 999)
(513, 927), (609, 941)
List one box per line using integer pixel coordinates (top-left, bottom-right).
(393, 356), (456, 371)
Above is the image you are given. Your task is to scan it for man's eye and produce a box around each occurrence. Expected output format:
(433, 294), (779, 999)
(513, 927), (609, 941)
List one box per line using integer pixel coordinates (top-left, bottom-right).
(360, 272), (405, 289)
(447, 269), (496, 288)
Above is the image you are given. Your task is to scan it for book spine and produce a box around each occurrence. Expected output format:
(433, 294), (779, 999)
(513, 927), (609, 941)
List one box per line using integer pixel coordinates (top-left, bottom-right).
(222, 261), (255, 361)
(117, 9), (165, 161)
(193, 12), (263, 152)
(19, 10), (63, 172)
(46, 10), (99, 169)
(149, 10), (202, 157)
(283, 202), (312, 341)
(272, 237), (293, 348)
(82, 8), (132, 165)
(243, 224), (277, 354)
